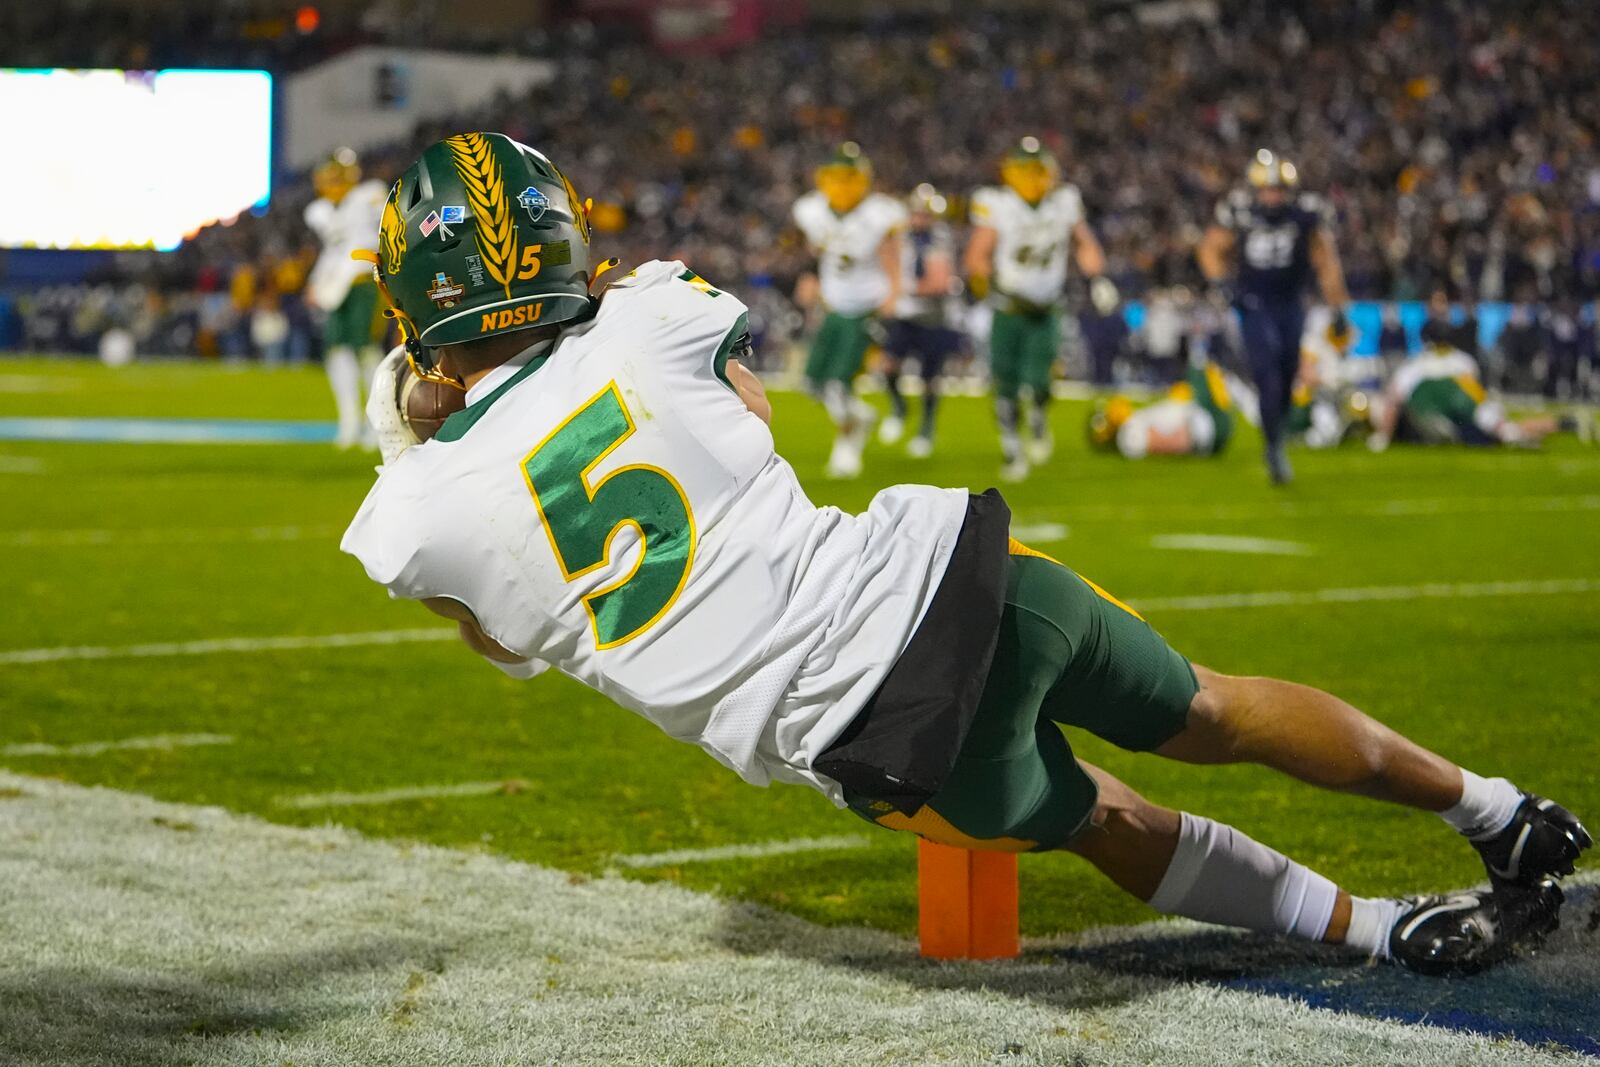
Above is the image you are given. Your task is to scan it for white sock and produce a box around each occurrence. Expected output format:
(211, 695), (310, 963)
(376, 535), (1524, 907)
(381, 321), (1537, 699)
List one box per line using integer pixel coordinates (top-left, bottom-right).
(1439, 770), (1522, 839)
(1147, 812), (1339, 942)
(326, 346), (362, 440)
(1343, 896), (1403, 959)
(820, 381), (851, 427)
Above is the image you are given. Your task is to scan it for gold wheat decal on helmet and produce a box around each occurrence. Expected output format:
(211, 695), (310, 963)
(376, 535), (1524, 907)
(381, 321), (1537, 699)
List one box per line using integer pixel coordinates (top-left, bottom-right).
(444, 132), (519, 298)
(558, 167), (591, 245)
(378, 176), (407, 274)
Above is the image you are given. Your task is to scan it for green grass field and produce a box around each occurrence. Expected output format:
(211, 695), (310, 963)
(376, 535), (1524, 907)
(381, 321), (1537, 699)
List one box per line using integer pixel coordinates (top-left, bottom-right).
(2, 355), (1596, 938)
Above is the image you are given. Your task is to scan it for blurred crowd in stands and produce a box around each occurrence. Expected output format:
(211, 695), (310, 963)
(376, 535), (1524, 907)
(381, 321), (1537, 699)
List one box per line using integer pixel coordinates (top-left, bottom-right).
(6, 1), (1600, 396)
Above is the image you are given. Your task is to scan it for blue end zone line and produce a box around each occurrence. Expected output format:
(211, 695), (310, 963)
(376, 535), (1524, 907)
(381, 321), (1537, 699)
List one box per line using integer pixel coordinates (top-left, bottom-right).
(1223, 880), (1599, 1057)
(0, 417), (336, 444)
(1225, 976), (1600, 1058)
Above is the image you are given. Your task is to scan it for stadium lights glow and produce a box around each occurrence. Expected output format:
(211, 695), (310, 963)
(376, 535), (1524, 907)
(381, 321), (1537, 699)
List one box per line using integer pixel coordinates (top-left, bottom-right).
(0, 68), (273, 252)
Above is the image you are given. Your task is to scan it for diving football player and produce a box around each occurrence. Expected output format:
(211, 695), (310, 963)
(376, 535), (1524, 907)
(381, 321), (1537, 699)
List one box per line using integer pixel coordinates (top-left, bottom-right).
(1199, 150), (1351, 484)
(345, 134), (1588, 978)
(882, 184), (961, 458)
(791, 143), (906, 478)
(966, 137), (1105, 481)
(305, 147), (389, 449)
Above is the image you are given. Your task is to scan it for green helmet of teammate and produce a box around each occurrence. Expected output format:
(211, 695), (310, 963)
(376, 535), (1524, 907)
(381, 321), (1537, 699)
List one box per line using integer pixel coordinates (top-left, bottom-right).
(372, 131), (597, 373)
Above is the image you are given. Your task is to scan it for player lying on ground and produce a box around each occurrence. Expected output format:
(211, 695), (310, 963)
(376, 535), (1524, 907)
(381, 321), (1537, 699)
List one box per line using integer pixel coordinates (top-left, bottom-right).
(1368, 321), (1589, 451)
(1087, 359), (1236, 460)
(344, 134), (1590, 976)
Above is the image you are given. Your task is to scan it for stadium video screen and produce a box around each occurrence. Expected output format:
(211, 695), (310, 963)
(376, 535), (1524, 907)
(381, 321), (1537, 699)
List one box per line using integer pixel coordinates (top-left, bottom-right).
(0, 68), (272, 251)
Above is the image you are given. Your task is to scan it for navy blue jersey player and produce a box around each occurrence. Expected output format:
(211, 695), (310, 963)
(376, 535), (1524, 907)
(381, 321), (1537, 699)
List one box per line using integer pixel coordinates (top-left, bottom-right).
(1200, 150), (1351, 484)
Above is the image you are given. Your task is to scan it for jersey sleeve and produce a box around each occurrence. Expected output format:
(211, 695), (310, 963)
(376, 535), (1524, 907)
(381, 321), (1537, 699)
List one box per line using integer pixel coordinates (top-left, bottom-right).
(341, 469), (554, 680)
(1298, 192), (1334, 231)
(1058, 185), (1085, 228)
(303, 198), (334, 239)
(792, 193), (823, 244)
(340, 462), (440, 598)
(969, 187), (999, 227)
(877, 196), (909, 236)
(603, 260), (752, 390)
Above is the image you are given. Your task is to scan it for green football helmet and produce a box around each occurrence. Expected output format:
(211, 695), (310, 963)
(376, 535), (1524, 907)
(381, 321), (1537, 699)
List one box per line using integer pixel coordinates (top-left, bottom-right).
(369, 131), (599, 381)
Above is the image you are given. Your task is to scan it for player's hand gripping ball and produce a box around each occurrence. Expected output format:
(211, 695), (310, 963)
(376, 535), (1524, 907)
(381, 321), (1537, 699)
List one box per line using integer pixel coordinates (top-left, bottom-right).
(396, 359), (468, 442)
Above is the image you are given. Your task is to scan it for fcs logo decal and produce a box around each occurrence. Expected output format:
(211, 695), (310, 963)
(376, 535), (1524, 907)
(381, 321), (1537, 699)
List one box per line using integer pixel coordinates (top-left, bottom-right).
(480, 302), (544, 332)
(517, 185), (550, 222)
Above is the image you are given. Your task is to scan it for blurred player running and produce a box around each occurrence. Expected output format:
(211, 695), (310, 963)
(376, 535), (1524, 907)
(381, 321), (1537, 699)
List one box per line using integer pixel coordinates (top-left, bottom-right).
(1088, 359), (1236, 460)
(346, 133), (1588, 980)
(966, 137), (1105, 481)
(1199, 150), (1351, 484)
(792, 143), (905, 478)
(304, 148), (388, 449)
(882, 184), (961, 458)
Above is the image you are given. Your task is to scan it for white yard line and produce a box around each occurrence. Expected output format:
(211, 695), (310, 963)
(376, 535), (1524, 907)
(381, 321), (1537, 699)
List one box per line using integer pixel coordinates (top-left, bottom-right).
(1149, 534), (1313, 556)
(0, 524), (341, 548)
(1010, 521), (1070, 544)
(0, 455), (45, 474)
(1132, 577), (1600, 614)
(1041, 494), (1600, 523)
(274, 780), (526, 810)
(0, 627), (455, 665)
(0, 732), (233, 758)
(613, 834), (874, 869)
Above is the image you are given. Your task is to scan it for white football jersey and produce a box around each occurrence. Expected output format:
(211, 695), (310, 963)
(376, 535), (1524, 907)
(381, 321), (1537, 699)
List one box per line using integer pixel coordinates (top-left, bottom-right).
(792, 192), (908, 316)
(304, 179), (389, 310)
(969, 184), (1084, 307)
(342, 260), (966, 801)
(1117, 400), (1214, 459)
(1390, 348), (1480, 404)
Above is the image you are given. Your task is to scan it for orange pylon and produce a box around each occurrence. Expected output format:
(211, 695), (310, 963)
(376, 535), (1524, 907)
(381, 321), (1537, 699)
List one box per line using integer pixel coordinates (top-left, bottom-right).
(917, 840), (1019, 959)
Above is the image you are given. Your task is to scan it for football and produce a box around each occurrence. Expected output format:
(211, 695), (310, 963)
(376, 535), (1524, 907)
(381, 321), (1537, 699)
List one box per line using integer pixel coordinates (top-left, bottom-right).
(395, 359), (468, 442)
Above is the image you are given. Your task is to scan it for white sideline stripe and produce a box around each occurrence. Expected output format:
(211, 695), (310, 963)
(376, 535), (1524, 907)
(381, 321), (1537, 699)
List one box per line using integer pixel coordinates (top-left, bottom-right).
(1050, 493), (1600, 523)
(0, 523), (341, 548)
(1150, 533), (1313, 556)
(1132, 577), (1600, 614)
(1011, 521), (1070, 543)
(613, 834), (874, 869)
(0, 627), (456, 665)
(0, 732), (233, 758)
(0, 455), (45, 473)
(274, 780), (521, 810)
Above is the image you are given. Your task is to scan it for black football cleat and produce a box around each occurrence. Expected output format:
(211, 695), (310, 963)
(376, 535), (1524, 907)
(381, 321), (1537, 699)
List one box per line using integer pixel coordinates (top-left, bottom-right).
(1265, 443), (1294, 486)
(1472, 794), (1592, 890)
(1389, 880), (1563, 977)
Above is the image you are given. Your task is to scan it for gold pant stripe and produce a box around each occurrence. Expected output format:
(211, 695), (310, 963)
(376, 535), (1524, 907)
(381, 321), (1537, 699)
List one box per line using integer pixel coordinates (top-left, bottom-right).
(1008, 537), (1144, 620)
(873, 805), (1037, 853)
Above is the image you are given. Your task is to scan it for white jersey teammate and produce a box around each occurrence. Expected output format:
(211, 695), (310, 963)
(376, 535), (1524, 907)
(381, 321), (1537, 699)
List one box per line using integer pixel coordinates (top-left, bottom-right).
(965, 137), (1105, 480)
(304, 148), (388, 449)
(791, 143), (905, 478)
